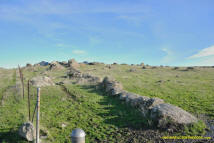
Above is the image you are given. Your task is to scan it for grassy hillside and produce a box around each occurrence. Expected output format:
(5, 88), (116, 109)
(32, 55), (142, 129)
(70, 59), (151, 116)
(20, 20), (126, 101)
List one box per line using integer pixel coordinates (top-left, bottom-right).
(80, 64), (214, 119)
(0, 64), (213, 142)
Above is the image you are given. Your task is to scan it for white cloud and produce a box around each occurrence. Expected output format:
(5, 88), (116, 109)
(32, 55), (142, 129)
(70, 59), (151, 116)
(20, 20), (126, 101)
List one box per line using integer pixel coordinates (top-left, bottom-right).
(72, 50), (86, 55)
(161, 47), (175, 64)
(189, 45), (214, 58)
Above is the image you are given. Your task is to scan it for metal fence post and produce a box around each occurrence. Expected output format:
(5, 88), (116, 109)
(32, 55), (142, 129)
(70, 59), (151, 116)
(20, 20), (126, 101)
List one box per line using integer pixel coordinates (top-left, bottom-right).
(70, 128), (86, 143)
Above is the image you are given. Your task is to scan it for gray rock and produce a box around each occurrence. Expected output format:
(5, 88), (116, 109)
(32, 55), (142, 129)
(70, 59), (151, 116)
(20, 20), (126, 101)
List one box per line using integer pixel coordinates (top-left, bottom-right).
(111, 87), (122, 95)
(119, 92), (127, 101)
(19, 122), (35, 141)
(68, 59), (80, 68)
(146, 97), (164, 109)
(102, 77), (123, 94)
(150, 103), (198, 128)
(49, 61), (65, 70)
(125, 93), (140, 104)
(30, 76), (55, 87)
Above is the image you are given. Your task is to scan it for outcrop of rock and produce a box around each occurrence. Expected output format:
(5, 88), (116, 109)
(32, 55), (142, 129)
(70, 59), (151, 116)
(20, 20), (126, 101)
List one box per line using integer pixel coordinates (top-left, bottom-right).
(19, 122), (35, 141)
(67, 68), (101, 85)
(59, 61), (68, 67)
(68, 59), (80, 68)
(49, 61), (65, 70)
(30, 76), (55, 87)
(101, 77), (198, 129)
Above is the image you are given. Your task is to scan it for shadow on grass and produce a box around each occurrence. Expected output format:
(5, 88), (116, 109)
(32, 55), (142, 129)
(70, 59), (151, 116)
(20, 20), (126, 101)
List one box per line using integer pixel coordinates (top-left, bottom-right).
(0, 128), (28, 143)
(79, 85), (154, 130)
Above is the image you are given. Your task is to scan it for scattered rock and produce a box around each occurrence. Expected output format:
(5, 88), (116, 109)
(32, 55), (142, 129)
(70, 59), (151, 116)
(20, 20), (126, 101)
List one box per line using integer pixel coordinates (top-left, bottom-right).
(19, 122), (35, 141)
(30, 76), (55, 87)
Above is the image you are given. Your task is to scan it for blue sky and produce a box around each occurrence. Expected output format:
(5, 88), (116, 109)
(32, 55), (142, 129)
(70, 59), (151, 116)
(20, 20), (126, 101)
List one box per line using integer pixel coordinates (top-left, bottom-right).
(0, 0), (214, 68)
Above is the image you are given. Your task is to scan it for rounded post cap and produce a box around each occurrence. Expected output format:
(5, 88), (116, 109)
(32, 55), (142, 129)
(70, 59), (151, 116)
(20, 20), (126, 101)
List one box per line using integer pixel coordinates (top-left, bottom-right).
(71, 128), (86, 138)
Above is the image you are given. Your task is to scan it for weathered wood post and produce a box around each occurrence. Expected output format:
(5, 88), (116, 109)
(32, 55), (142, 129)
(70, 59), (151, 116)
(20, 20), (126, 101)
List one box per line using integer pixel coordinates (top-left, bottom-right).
(36, 88), (40, 143)
(28, 80), (31, 120)
(18, 65), (24, 99)
(70, 128), (86, 143)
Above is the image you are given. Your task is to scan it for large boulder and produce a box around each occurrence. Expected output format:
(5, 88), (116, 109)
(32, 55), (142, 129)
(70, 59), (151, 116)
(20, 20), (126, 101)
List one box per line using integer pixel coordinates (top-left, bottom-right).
(68, 59), (80, 68)
(49, 61), (65, 70)
(30, 76), (55, 87)
(139, 97), (164, 117)
(102, 77), (123, 95)
(67, 68), (82, 79)
(150, 103), (198, 128)
(19, 122), (35, 141)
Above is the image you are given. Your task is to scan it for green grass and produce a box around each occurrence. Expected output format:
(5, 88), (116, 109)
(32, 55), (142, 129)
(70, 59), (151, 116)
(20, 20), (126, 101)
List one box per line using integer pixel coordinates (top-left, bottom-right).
(183, 121), (206, 136)
(80, 64), (214, 119)
(0, 70), (28, 143)
(38, 84), (147, 142)
(0, 64), (213, 142)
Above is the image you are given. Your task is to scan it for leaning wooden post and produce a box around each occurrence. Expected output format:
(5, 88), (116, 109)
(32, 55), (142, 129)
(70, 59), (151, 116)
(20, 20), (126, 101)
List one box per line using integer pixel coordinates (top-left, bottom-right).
(36, 88), (40, 143)
(27, 80), (31, 121)
(18, 65), (24, 99)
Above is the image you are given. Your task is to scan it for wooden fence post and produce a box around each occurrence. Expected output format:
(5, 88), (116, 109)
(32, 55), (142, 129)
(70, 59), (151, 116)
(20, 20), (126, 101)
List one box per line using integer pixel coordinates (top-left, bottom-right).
(28, 80), (31, 120)
(36, 88), (40, 143)
(18, 65), (24, 99)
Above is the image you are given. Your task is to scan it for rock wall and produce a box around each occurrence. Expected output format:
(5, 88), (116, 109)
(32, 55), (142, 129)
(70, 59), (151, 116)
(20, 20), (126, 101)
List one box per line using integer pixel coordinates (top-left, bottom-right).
(67, 67), (102, 85)
(101, 77), (198, 129)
